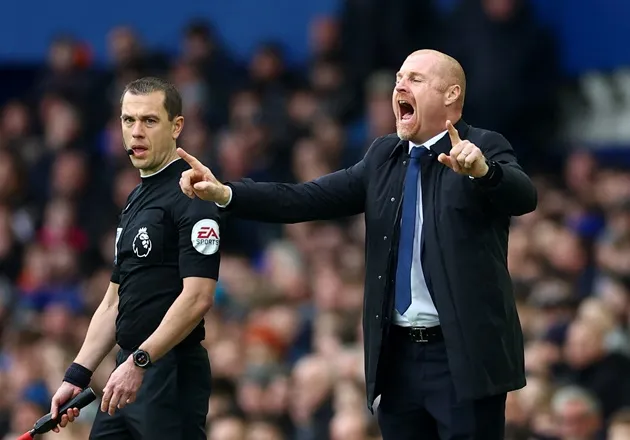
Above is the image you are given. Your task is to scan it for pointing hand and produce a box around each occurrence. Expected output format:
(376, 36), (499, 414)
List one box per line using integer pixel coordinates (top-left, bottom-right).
(437, 120), (489, 178)
(177, 148), (231, 204)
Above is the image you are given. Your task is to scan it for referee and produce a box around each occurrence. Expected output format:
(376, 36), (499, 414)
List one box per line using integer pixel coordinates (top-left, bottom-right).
(49, 77), (221, 440)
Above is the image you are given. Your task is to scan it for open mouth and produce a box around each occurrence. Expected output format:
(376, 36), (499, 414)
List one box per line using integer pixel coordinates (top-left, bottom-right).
(398, 100), (414, 121)
(132, 146), (148, 154)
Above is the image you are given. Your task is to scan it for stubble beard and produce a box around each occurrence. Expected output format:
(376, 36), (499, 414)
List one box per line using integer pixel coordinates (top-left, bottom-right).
(396, 122), (413, 141)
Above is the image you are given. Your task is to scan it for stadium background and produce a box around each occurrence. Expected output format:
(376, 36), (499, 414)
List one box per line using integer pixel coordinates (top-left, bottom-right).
(1, 0), (630, 439)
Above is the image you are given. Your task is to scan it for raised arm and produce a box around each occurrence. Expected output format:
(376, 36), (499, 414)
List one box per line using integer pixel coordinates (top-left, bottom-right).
(177, 147), (367, 223)
(471, 131), (537, 216)
(438, 121), (537, 217)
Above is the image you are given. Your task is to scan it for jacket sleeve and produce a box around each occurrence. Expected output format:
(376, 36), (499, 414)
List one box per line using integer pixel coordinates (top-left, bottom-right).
(223, 158), (367, 223)
(471, 132), (537, 216)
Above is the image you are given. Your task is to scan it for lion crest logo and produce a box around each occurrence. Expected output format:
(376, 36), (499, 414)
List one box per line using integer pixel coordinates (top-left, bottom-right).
(133, 227), (152, 258)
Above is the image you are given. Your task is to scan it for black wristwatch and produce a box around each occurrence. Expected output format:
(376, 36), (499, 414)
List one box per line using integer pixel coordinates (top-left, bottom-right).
(470, 159), (502, 187)
(132, 349), (152, 369)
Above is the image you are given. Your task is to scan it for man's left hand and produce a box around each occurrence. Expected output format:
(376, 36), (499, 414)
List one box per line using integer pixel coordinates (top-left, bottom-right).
(438, 120), (489, 178)
(101, 355), (145, 416)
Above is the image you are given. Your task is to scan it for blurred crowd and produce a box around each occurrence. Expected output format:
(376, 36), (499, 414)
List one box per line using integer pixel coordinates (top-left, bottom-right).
(0, 0), (628, 439)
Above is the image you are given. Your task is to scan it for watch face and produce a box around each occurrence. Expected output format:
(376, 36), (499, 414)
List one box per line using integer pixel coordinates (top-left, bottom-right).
(134, 351), (149, 366)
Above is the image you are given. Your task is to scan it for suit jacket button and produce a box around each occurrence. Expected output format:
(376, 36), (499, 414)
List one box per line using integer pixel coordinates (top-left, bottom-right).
(378, 275), (382, 279)
(383, 236), (387, 240)
(391, 197), (395, 202)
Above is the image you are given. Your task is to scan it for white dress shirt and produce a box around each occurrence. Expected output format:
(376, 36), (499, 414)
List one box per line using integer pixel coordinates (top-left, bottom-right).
(393, 130), (447, 328)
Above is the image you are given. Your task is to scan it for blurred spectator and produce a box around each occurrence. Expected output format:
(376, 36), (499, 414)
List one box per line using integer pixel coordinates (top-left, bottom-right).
(339, 0), (439, 103)
(180, 20), (243, 128)
(210, 415), (247, 440)
(289, 355), (334, 440)
(443, 0), (560, 170)
(33, 35), (94, 110)
(246, 419), (286, 440)
(330, 410), (367, 440)
(551, 386), (603, 440)
(557, 319), (630, 420)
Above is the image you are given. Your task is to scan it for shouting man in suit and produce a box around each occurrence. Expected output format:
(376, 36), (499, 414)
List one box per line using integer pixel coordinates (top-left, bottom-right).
(177, 49), (537, 439)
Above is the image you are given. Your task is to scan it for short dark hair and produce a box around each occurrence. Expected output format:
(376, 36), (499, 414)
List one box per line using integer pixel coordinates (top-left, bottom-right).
(120, 77), (183, 121)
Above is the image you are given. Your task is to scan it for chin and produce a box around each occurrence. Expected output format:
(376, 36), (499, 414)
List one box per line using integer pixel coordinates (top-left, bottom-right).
(397, 130), (411, 140)
(130, 157), (148, 169)
(396, 125), (416, 141)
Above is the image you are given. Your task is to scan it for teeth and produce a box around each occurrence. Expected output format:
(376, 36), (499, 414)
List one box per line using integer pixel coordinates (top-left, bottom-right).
(398, 100), (408, 105)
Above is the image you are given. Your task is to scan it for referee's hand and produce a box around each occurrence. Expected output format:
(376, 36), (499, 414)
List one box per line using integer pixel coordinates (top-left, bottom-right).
(101, 355), (144, 416)
(50, 382), (81, 433)
(177, 148), (230, 205)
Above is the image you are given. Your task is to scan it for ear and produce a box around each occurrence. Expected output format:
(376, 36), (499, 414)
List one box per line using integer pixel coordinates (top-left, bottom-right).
(172, 116), (184, 140)
(444, 85), (461, 107)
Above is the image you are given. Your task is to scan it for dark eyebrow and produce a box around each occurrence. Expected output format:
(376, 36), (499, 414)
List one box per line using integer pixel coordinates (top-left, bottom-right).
(121, 113), (161, 120)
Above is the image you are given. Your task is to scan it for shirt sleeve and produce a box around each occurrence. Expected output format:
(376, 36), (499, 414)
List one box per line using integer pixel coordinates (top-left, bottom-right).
(177, 196), (221, 280)
(110, 226), (123, 283)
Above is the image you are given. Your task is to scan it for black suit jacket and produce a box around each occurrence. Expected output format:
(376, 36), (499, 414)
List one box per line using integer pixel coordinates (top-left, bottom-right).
(223, 119), (537, 411)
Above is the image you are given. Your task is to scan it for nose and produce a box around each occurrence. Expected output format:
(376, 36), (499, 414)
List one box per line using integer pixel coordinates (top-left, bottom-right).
(131, 121), (144, 138)
(395, 80), (408, 94)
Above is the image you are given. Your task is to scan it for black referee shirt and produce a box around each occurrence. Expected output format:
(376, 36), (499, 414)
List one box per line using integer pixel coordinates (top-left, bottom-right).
(111, 158), (221, 350)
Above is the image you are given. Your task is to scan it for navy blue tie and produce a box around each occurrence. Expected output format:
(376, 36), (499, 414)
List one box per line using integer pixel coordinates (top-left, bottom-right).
(395, 146), (426, 315)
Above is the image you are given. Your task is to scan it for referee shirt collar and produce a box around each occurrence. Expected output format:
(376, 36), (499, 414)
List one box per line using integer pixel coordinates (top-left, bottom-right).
(141, 157), (183, 184)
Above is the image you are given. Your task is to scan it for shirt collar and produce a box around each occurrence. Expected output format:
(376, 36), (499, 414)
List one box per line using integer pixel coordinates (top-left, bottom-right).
(389, 119), (470, 159)
(140, 157), (182, 179)
(408, 130), (448, 153)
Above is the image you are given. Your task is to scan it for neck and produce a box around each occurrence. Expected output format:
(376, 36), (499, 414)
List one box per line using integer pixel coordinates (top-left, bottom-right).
(412, 113), (461, 144)
(139, 150), (180, 177)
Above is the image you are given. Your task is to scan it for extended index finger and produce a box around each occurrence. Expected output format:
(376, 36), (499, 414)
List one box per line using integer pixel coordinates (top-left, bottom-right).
(446, 120), (461, 144)
(177, 147), (205, 171)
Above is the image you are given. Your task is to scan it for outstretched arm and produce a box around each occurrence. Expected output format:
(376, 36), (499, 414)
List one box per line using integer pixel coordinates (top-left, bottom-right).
(224, 161), (366, 223)
(178, 147), (367, 223)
